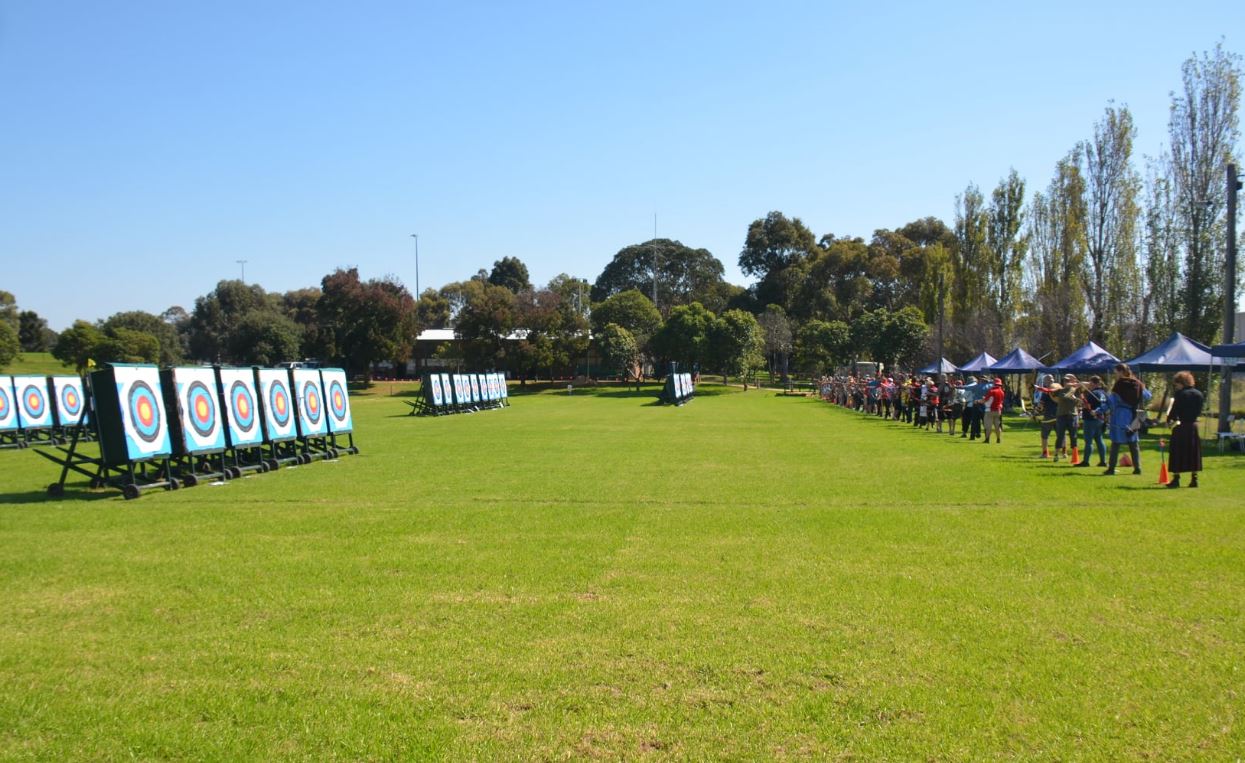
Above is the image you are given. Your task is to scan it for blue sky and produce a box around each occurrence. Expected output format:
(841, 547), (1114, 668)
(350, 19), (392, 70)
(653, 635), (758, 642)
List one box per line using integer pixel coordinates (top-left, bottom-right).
(3, 1), (1243, 330)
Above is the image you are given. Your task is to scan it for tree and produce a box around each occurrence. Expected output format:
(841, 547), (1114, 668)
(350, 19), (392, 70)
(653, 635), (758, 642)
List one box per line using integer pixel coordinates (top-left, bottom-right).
(951, 183), (991, 357)
(416, 288), (451, 329)
(710, 308), (765, 386)
(651, 302), (715, 371)
(985, 169), (1028, 347)
(591, 289), (662, 345)
(876, 306), (930, 370)
(17, 310), (52, 352)
(1079, 105), (1141, 348)
(794, 319), (851, 373)
(0, 319), (17, 370)
(229, 310), (303, 366)
(488, 256), (532, 293)
(738, 211), (818, 279)
(592, 238), (727, 314)
(186, 280), (275, 362)
(281, 288), (328, 359)
(100, 310), (184, 365)
(596, 323), (643, 388)
(52, 321), (104, 372)
(454, 283), (518, 370)
(756, 304), (793, 382)
(0, 291), (16, 332)
(317, 268), (419, 378)
(1140, 157), (1182, 351)
(1022, 155), (1088, 358)
(1169, 42), (1241, 342)
(93, 328), (160, 365)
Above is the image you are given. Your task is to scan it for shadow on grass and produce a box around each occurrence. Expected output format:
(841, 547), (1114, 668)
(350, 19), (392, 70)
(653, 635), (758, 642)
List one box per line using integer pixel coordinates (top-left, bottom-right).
(0, 486), (118, 504)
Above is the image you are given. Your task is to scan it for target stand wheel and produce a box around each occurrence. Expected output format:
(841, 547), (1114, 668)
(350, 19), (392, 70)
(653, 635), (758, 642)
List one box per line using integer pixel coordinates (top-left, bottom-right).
(167, 478), (180, 491)
(349, 446), (359, 455)
(258, 462), (270, 473)
(183, 474), (199, 488)
(266, 459), (279, 471)
(228, 467), (242, 480)
(122, 484), (140, 500)
(47, 483), (64, 497)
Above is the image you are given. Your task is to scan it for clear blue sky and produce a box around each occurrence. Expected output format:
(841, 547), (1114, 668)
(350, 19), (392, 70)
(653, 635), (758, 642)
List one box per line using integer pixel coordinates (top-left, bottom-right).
(3, 1), (1243, 330)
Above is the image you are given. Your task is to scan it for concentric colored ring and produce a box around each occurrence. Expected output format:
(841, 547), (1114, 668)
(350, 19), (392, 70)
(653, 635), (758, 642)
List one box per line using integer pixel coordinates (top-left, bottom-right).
(21, 383), (47, 419)
(269, 381), (291, 428)
(0, 387), (10, 420)
(328, 380), (348, 421)
(230, 380), (256, 434)
(302, 381), (322, 425)
(60, 384), (83, 417)
(186, 380), (216, 438)
(128, 380), (163, 443)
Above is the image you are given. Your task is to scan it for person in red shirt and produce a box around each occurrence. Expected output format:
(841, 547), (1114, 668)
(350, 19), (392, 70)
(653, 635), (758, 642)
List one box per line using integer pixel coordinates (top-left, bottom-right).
(982, 377), (1006, 443)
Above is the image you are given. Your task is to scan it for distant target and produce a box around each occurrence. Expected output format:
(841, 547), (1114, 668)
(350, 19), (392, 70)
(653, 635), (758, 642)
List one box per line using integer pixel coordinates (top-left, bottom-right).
(21, 383), (47, 419)
(302, 380), (323, 425)
(60, 384), (83, 417)
(128, 380), (163, 443)
(186, 380), (217, 438)
(269, 381), (292, 428)
(0, 387), (10, 420)
(328, 380), (348, 421)
(230, 381), (257, 434)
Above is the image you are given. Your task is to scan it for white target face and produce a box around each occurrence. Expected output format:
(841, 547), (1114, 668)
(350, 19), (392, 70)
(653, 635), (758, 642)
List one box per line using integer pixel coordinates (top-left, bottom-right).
(437, 374), (451, 405)
(257, 369), (297, 441)
(428, 374), (444, 407)
(112, 365), (172, 460)
(292, 368), (327, 437)
(468, 375), (480, 403)
(172, 367), (226, 453)
(0, 376), (17, 431)
(50, 376), (86, 427)
(454, 375), (466, 403)
(14, 376), (53, 430)
(320, 368), (352, 433)
(499, 374), (508, 398)
(218, 368), (264, 447)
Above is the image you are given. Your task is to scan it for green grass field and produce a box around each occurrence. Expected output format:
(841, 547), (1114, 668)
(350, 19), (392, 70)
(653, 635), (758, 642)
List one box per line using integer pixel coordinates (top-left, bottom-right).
(2, 381), (1243, 760)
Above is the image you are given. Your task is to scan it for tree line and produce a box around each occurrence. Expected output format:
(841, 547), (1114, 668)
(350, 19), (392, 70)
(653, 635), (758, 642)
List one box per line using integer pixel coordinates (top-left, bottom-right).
(1, 45), (1237, 383)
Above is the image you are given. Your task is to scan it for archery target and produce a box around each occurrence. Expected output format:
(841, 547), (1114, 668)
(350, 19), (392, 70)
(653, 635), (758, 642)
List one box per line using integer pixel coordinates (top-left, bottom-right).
(486, 374), (496, 400)
(15, 376), (53, 430)
(112, 365), (172, 459)
(438, 373), (453, 405)
(0, 376), (16, 431)
(469, 375), (481, 403)
(321, 368), (353, 433)
(428, 374), (444, 407)
(499, 374), (508, 398)
(257, 369), (297, 441)
(219, 368), (263, 447)
(453, 374), (465, 403)
(170, 367), (225, 453)
(51, 376), (86, 426)
(292, 368), (327, 437)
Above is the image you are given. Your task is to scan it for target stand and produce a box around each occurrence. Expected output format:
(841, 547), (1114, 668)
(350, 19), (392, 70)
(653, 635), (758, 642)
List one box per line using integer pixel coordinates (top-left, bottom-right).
(0, 375), (26, 449)
(50, 375), (93, 444)
(160, 367), (232, 487)
(320, 368), (358, 456)
(256, 368), (304, 468)
(40, 364), (177, 499)
(12, 375), (57, 446)
(217, 367), (269, 478)
(290, 368), (336, 463)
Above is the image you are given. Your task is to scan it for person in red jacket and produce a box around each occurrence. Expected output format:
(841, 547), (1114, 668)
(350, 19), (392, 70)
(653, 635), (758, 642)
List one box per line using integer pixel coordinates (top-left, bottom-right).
(982, 377), (1006, 443)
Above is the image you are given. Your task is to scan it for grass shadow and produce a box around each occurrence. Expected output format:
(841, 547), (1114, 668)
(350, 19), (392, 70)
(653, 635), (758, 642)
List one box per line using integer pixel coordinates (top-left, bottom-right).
(0, 486), (118, 504)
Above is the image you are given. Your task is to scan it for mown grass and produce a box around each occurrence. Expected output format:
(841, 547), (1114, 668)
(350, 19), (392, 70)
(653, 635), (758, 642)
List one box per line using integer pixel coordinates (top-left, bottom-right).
(1, 382), (1243, 760)
(1, 352), (72, 376)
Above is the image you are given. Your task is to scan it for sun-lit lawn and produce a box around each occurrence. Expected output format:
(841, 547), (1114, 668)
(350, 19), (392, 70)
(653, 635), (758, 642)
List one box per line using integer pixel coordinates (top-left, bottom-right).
(1, 380), (1243, 760)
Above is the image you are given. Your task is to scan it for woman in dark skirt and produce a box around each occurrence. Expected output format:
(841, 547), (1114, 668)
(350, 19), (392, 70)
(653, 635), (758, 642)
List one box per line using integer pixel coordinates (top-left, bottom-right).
(1166, 370), (1204, 488)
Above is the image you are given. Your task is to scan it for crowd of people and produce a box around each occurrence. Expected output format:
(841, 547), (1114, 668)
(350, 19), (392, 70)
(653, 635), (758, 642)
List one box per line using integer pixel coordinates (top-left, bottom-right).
(817, 363), (1205, 486)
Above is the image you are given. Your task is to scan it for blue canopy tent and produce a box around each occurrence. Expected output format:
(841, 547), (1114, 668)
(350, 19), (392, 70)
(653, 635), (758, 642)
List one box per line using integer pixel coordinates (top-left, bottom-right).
(986, 347), (1043, 374)
(1210, 339), (1245, 358)
(957, 352), (998, 373)
(1124, 332), (1215, 372)
(1042, 341), (1121, 375)
(918, 357), (958, 375)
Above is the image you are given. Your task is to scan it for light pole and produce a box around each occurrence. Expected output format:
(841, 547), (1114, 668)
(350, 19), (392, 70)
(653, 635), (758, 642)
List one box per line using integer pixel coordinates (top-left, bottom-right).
(236, 259), (247, 282)
(410, 234), (419, 298)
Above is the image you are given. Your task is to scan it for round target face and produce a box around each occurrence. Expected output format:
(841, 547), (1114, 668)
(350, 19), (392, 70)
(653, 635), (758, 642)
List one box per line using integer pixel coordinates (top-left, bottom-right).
(269, 381), (292, 427)
(328, 380), (348, 421)
(185, 380), (217, 438)
(60, 384), (83, 417)
(0, 387), (10, 420)
(22, 384), (47, 419)
(230, 380), (257, 434)
(302, 381), (323, 425)
(128, 380), (163, 443)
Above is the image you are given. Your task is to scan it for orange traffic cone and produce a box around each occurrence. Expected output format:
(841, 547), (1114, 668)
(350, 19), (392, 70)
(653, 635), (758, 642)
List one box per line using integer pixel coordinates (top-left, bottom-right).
(1070, 446), (1080, 465)
(1159, 460), (1169, 485)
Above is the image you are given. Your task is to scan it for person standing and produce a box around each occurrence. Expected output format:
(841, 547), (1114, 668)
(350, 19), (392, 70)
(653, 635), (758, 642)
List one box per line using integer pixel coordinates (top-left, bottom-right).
(1104, 363), (1151, 476)
(1165, 370), (1204, 488)
(1052, 374), (1081, 462)
(1076, 375), (1108, 468)
(1034, 374), (1058, 459)
(982, 377), (1005, 443)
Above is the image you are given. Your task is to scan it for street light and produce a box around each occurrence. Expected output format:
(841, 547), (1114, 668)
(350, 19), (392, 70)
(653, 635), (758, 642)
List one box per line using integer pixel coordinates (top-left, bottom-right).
(236, 259), (247, 282)
(410, 234), (420, 297)
(1220, 163), (1241, 434)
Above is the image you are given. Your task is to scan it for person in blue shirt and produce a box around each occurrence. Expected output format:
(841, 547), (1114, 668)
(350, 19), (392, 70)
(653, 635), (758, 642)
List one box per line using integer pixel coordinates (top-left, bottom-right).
(1075, 375), (1108, 468)
(1103, 363), (1152, 475)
